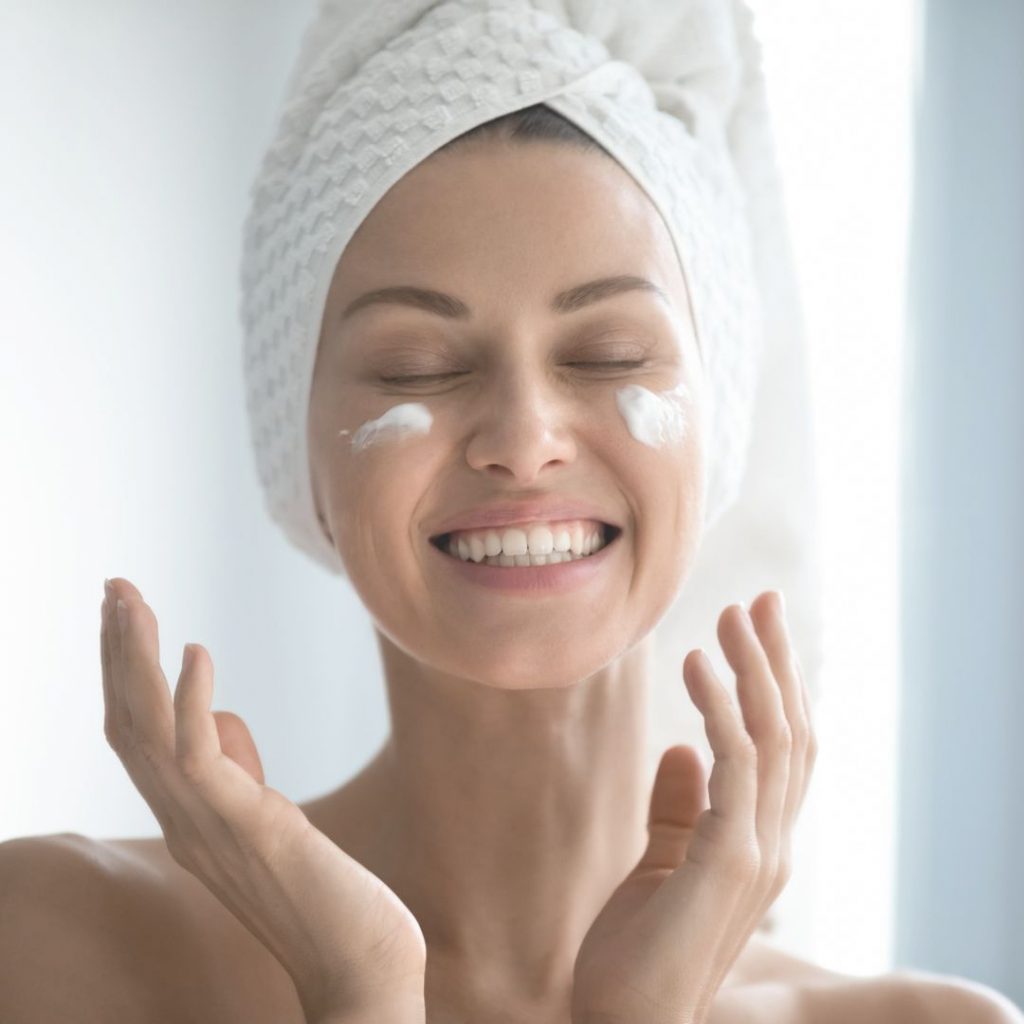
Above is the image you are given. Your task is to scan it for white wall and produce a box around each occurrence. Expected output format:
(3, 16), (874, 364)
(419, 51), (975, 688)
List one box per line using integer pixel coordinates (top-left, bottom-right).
(0, 0), (394, 846)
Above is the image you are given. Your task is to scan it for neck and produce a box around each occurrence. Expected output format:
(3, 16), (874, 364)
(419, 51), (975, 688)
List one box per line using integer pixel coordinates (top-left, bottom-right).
(311, 633), (653, 1014)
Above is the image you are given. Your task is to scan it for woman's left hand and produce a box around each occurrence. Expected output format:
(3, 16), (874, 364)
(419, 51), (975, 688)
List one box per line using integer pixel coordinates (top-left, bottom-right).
(571, 590), (818, 1024)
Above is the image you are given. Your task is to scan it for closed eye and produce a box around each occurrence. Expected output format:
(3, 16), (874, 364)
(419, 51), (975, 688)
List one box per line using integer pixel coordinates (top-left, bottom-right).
(566, 360), (648, 369)
(380, 361), (648, 384)
(379, 373), (463, 384)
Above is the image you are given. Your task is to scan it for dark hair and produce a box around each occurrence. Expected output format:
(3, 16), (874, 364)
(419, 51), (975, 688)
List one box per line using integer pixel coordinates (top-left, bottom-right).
(436, 101), (613, 160)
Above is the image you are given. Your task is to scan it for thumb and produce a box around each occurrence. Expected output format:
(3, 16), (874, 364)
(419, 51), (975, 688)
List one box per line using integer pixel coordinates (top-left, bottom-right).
(213, 710), (266, 786)
(637, 745), (709, 873)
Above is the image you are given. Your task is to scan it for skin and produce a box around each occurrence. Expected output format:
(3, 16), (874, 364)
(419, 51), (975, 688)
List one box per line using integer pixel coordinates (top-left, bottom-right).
(297, 139), (1021, 1022)
(304, 139), (715, 1017)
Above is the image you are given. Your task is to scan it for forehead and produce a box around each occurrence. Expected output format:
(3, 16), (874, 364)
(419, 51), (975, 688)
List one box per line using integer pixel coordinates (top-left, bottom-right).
(325, 141), (692, 331)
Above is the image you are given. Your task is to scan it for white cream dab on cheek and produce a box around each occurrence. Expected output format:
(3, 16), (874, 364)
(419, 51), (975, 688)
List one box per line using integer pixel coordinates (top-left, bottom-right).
(338, 403), (433, 451)
(615, 382), (691, 448)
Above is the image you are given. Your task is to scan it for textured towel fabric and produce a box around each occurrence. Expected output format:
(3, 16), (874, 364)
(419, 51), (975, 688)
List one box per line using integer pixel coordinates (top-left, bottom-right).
(240, 0), (824, 809)
(241, 0), (762, 566)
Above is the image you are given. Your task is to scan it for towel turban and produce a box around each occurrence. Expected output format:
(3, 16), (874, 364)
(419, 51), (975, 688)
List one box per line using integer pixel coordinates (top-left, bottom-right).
(240, 0), (824, 929)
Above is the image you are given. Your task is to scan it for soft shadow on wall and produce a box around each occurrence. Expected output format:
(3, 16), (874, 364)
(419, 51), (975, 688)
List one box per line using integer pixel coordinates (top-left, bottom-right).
(897, 0), (1024, 1005)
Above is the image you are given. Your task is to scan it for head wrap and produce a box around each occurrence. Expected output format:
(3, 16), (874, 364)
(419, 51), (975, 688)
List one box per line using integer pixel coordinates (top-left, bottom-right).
(241, 0), (824, 929)
(242, 0), (764, 557)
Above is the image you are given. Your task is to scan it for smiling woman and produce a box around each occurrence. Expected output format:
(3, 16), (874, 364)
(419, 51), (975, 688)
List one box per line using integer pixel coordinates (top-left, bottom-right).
(7, 1), (1020, 1023)
(307, 135), (709, 654)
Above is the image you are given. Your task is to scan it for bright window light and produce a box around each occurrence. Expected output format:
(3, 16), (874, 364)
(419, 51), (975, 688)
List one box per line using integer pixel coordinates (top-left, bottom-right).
(746, 0), (913, 975)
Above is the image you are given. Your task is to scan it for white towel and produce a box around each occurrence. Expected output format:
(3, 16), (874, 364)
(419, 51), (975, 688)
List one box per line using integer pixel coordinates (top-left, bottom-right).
(240, 0), (823, 849)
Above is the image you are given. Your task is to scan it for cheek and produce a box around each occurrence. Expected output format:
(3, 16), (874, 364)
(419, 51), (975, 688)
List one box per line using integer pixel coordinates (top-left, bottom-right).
(613, 381), (707, 524)
(614, 381), (695, 449)
(342, 401), (433, 451)
(317, 401), (436, 546)
(615, 381), (705, 481)
(326, 400), (435, 492)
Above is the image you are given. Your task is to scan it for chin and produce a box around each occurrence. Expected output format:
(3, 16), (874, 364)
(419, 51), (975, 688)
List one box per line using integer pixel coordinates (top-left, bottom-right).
(438, 634), (634, 691)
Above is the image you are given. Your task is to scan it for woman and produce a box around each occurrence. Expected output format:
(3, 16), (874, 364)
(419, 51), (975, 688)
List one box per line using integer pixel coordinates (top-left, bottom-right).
(85, 112), (1013, 1023)
(4, 2), (1019, 1022)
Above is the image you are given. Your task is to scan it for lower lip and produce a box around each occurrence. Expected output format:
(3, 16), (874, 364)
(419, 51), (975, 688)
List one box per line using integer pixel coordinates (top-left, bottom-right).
(429, 531), (621, 592)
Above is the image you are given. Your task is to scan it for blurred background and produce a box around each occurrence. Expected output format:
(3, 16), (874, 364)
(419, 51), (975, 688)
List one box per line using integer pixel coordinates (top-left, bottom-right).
(2, 0), (1021, 1004)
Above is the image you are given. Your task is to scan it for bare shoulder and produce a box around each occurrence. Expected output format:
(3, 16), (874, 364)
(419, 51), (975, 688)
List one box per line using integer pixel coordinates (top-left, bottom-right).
(874, 969), (1024, 1023)
(721, 937), (1022, 1024)
(0, 832), (155, 1022)
(795, 966), (1022, 1024)
(0, 832), (305, 1024)
(725, 933), (859, 990)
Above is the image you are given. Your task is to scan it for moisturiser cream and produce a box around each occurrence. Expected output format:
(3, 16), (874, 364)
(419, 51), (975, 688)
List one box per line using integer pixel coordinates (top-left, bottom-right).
(340, 383), (690, 456)
(615, 381), (692, 448)
(339, 403), (433, 451)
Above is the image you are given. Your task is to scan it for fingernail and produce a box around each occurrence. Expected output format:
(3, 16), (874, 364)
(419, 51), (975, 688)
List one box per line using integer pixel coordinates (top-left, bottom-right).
(116, 598), (127, 629)
(104, 578), (112, 601)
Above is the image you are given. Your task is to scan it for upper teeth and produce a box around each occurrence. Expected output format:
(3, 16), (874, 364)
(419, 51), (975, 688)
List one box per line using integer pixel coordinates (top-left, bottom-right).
(445, 520), (607, 562)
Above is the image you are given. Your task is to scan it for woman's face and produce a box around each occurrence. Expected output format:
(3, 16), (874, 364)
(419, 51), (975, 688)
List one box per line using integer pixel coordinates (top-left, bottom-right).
(308, 140), (708, 689)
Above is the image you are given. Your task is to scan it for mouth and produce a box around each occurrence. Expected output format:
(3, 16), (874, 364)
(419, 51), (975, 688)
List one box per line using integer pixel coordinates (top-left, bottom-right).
(429, 522), (623, 566)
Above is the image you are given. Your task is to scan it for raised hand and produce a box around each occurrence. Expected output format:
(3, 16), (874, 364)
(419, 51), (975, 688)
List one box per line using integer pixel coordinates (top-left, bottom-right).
(571, 590), (817, 1024)
(100, 577), (426, 1024)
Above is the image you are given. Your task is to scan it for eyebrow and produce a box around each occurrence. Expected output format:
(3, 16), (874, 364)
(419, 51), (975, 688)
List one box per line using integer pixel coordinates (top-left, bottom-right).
(339, 274), (670, 323)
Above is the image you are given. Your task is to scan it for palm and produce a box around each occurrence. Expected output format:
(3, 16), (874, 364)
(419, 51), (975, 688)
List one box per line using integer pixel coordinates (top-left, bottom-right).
(573, 745), (711, 1017)
(207, 710), (428, 1012)
(210, 709), (422, 961)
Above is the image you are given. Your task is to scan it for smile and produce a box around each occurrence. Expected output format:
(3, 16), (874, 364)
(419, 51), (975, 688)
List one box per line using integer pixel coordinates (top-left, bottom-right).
(428, 524), (623, 593)
(431, 522), (620, 566)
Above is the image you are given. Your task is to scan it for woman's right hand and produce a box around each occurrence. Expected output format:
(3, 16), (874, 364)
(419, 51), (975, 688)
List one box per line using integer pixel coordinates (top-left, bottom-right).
(100, 577), (426, 1023)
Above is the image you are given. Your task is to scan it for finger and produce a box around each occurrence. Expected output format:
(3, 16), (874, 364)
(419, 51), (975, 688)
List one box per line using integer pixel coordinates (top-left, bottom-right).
(173, 642), (221, 779)
(104, 580), (185, 842)
(639, 745), (709, 873)
(115, 594), (176, 767)
(718, 602), (791, 833)
(638, 654), (757, 972)
(213, 710), (267, 788)
(101, 582), (132, 740)
(717, 602), (791, 751)
(747, 590), (807, 844)
(648, 745), (708, 830)
(172, 644), (267, 833)
(699, 597), (812, 998)
(104, 576), (147, 736)
(682, 648), (757, 829)
(723, 593), (805, 966)
(794, 651), (818, 811)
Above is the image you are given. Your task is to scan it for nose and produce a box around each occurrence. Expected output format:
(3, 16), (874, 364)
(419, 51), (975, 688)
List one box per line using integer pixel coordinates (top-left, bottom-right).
(464, 367), (578, 483)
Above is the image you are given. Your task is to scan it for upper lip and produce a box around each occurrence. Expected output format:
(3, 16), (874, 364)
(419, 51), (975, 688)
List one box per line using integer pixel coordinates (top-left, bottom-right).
(428, 498), (622, 538)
